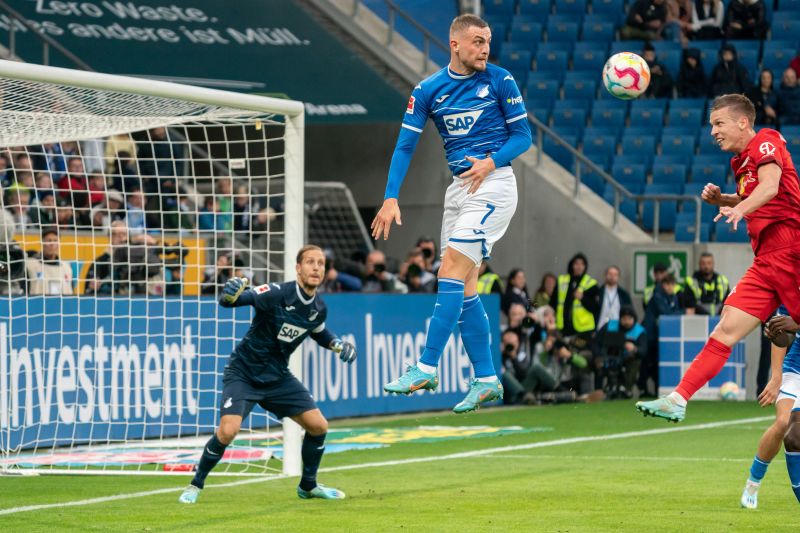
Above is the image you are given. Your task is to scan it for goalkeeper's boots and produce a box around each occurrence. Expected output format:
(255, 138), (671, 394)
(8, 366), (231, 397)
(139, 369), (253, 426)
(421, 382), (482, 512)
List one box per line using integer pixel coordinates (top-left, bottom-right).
(178, 485), (201, 504)
(740, 480), (760, 509)
(297, 484), (346, 500)
(453, 379), (503, 414)
(383, 365), (438, 395)
(635, 396), (686, 423)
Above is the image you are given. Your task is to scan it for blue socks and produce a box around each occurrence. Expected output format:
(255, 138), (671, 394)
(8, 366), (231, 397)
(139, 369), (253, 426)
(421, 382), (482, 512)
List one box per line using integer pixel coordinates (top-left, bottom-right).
(787, 451), (800, 503)
(459, 294), (497, 379)
(419, 278), (464, 368)
(192, 433), (227, 489)
(300, 432), (327, 491)
(748, 455), (770, 484)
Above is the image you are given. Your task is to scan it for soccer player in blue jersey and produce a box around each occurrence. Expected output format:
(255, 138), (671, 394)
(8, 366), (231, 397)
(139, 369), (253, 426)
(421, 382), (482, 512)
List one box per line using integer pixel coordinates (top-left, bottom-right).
(178, 245), (356, 504)
(371, 14), (532, 413)
(740, 306), (800, 508)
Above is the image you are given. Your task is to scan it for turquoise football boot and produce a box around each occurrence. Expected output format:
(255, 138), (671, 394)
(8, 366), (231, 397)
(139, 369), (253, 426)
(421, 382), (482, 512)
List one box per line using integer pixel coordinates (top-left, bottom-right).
(635, 396), (686, 423)
(178, 485), (201, 504)
(384, 365), (438, 395)
(297, 484), (346, 500)
(452, 379), (503, 413)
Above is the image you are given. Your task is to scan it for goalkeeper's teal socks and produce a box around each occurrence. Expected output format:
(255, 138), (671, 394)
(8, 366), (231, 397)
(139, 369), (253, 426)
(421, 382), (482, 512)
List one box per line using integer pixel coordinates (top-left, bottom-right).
(191, 434), (227, 489)
(459, 294), (497, 379)
(419, 278), (464, 369)
(300, 432), (327, 491)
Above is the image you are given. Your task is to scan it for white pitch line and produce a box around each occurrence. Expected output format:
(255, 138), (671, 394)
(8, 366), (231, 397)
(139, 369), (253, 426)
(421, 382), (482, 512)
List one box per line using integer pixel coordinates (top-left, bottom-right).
(0, 415), (772, 517)
(477, 454), (778, 464)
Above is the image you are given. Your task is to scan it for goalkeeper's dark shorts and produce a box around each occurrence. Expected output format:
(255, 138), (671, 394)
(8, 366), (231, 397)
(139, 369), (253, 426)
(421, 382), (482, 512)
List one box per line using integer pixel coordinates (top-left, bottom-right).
(220, 369), (317, 420)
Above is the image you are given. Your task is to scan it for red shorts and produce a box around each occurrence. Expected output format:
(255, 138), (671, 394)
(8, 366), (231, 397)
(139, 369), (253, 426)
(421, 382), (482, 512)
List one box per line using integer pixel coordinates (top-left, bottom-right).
(725, 245), (800, 322)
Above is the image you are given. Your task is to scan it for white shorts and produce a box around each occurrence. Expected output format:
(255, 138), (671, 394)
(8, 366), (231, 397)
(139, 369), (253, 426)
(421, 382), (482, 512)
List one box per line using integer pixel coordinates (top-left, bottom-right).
(439, 166), (518, 265)
(777, 372), (800, 404)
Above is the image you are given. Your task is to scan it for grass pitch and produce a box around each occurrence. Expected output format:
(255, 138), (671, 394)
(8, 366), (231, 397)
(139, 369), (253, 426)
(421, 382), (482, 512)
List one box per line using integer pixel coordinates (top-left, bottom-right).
(0, 401), (796, 532)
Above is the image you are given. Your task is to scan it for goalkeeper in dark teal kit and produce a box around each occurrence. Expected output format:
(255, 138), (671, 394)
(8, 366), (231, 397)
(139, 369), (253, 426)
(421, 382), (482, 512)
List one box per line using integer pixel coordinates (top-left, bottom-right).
(179, 245), (356, 503)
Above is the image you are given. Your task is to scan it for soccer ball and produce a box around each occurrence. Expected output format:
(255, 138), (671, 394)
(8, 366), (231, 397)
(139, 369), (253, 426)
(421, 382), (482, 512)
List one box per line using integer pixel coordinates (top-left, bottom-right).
(719, 381), (740, 401)
(602, 52), (651, 100)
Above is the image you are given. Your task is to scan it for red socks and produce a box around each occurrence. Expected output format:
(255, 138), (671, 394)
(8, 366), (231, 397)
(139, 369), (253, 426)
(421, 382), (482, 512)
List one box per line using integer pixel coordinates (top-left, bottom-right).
(675, 337), (732, 401)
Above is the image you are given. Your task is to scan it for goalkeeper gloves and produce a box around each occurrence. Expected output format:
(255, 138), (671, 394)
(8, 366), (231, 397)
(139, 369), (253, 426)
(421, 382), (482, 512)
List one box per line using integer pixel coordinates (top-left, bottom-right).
(222, 277), (249, 304)
(330, 339), (356, 364)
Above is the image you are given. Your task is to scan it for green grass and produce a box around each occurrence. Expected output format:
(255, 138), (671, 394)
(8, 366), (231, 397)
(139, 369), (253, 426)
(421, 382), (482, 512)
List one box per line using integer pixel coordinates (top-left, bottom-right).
(0, 401), (797, 532)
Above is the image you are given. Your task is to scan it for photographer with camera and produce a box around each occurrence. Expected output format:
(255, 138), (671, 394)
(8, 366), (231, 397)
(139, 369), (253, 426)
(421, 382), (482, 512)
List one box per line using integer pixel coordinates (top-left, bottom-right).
(592, 305), (647, 399)
(415, 236), (440, 274)
(399, 247), (436, 293)
(84, 220), (162, 295)
(319, 249), (362, 293)
(361, 249), (407, 293)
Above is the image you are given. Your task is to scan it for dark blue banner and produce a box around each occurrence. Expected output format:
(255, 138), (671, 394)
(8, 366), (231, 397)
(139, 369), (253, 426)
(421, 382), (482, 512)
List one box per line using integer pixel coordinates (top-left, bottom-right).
(0, 294), (500, 450)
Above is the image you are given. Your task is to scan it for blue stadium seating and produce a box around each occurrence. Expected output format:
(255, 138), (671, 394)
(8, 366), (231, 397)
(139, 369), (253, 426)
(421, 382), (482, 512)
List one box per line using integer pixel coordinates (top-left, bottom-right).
(689, 163), (727, 184)
(661, 134), (696, 157)
(698, 127), (720, 154)
(563, 79), (597, 100)
(621, 136), (657, 157)
(642, 184), (679, 231)
(544, 135), (577, 170)
(612, 162), (646, 184)
(692, 40), (722, 77)
(657, 49), (681, 79)
(551, 107), (587, 131)
(583, 125), (621, 142)
(509, 20), (543, 50)
(535, 50), (569, 72)
(538, 41), (574, 56)
(652, 163), (687, 185)
(546, 21), (579, 42)
(629, 107), (666, 129)
(736, 49), (758, 81)
(553, 0), (586, 16)
(581, 20), (615, 42)
(654, 154), (689, 167)
(591, 107), (626, 129)
(761, 46), (794, 73)
(683, 183), (720, 223)
(610, 41), (644, 55)
(603, 188), (638, 222)
(527, 105), (550, 125)
(580, 168), (607, 196)
(675, 219), (710, 242)
(631, 98), (668, 111)
(518, 0), (552, 18)
(714, 219), (749, 243)
(555, 98), (591, 114)
(583, 149), (613, 171)
(564, 69), (599, 83)
(483, 0), (515, 22)
(693, 153), (730, 169)
(500, 50), (532, 74)
(667, 106), (703, 127)
(573, 48), (608, 71)
(624, 125), (661, 142)
(526, 79), (559, 106)
(662, 125), (699, 138)
(772, 19), (800, 42)
(591, 0), (625, 25)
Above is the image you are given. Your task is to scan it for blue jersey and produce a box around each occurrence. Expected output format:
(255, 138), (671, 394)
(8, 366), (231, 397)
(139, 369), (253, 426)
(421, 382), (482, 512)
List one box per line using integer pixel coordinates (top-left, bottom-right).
(776, 306), (800, 375)
(221, 281), (334, 384)
(402, 63), (528, 175)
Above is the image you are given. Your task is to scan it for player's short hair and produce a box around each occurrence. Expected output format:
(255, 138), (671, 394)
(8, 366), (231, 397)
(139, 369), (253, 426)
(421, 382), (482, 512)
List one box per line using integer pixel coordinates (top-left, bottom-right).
(296, 244), (323, 264)
(710, 94), (756, 126)
(450, 14), (488, 36)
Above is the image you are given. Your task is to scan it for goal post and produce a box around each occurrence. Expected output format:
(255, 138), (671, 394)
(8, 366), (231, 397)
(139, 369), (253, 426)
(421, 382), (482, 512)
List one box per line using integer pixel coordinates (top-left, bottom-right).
(0, 59), (304, 476)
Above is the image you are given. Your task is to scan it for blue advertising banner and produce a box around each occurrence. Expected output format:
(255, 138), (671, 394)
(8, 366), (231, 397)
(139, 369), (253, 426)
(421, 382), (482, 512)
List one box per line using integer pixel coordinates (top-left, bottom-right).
(0, 294), (501, 450)
(658, 316), (746, 400)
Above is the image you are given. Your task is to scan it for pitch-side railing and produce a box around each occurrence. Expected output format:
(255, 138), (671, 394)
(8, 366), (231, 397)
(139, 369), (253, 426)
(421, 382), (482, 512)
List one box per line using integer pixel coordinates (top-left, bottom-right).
(528, 113), (703, 244)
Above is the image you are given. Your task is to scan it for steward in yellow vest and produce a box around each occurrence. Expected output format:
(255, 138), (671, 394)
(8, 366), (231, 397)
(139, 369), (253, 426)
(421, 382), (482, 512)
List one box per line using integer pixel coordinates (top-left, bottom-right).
(683, 252), (730, 316)
(554, 253), (599, 336)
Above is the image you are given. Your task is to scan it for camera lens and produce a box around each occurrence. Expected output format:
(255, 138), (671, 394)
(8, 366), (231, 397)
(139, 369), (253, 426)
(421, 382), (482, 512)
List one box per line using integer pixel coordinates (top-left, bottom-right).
(374, 263), (386, 273)
(422, 248), (432, 259)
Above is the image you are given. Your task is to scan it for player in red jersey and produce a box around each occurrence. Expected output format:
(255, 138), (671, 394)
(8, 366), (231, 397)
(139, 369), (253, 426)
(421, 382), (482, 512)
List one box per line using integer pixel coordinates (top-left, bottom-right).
(637, 93), (800, 422)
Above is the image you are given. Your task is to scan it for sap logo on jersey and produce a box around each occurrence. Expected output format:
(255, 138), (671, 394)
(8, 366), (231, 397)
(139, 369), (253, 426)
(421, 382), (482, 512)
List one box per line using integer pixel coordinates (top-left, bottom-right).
(278, 323), (308, 342)
(444, 110), (483, 135)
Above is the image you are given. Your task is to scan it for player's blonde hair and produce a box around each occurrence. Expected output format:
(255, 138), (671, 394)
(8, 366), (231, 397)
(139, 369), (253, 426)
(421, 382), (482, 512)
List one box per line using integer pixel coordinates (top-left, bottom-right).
(296, 244), (323, 264)
(450, 14), (488, 37)
(711, 94), (756, 127)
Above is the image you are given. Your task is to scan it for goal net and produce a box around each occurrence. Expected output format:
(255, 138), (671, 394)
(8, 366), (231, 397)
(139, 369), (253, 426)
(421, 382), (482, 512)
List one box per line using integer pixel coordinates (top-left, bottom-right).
(0, 61), (305, 476)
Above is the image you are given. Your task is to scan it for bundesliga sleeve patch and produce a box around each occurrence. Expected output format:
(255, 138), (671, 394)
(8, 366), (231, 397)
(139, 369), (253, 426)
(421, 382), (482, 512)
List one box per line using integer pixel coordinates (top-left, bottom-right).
(254, 284), (270, 294)
(406, 95), (415, 114)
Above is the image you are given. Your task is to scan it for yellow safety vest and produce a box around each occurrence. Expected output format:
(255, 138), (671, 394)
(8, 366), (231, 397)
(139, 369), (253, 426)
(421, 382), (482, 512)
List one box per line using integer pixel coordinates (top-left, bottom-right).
(476, 272), (500, 295)
(556, 274), (597, 333)
(684, 273), (730, 315)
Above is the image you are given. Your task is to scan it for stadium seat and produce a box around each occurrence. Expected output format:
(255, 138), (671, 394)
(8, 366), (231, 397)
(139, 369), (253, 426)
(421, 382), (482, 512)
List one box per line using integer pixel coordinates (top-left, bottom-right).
(667, 106), (703, 127)
(689, 163), (727, 184)
(580, 168), (607, 196)
(629, 107), (666, 129)
(631, 98), (668, 112)
(714, 219), (749, 243)
(693, 153), (730, 169)
(583, 125), (621, 143)
(500, 50), (532, 73)
(564, 69), (598, 83)
(553, 0), (586, 15)
(552, 107), (587, 131)
(642, 183), (679, 231)
(624, 125), (661, 142)
(572, 49), (608, 71)
(583, 149), (613, 171)
(610, 41), (643, 55)
(661, 134), (696, 157)
(762, 47), (795, 73)
(509, 19), (543, 49)
(553, 125), (582, 140)
(544, 135), (577, 170)
(652, 163), (687, 185)
(583, 133), (616, 152)
(483, 0), (515, 22)
(697, 127), (720, 154)
(527, 105), (550, 125)
(656, 49), (681, 79)
(591, 0), (625, 25)
(772, 19), (800, 41)
(526, 79), (559, 106)
(621, 136), (657, 157)
(670, 97), (706, 115)
(537, 41), (574, 56)
(546, 21), (579, 42)
(735, 49), (758, 81)
(554, 98), (591, 114)
(612, 162), (646, 184)
(518, 0), (553, 19)
(675, 220), (710, 242)
(581, 20), (615, 42)
(563, 79), (597, 100)
(662, 125), (699, 139)
(603, 188), (638, 222)
(591, 107), (625, 129)
(535, 50), (569, 72)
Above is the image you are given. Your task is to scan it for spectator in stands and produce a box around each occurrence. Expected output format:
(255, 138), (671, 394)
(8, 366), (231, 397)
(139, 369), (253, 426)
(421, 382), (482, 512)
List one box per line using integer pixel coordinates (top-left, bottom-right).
(708, 44), (752, 98)
(81, 138), (105, 175)
(214, 177), (233, 232)
(4, 188), (31, 234)
(551, 253), (600, 344)
(0, 153), (10, 188)
(29, 191), (57, 227)
(250, 205), (276, 237)
(621, 0), (668, 41)
(399, 247), (436, 293)
(31, 143), (66, 179)
(596, 265), (633, 331)
(690, 0), (724, 40)
(532, 272), (557, 309)
(503, 268), (529, 315)
(89, 189), (125, 232)
(139, 127), (182, 230)
(319, 248), (362, 293)
(644, 262), (667, 305)
(201, 253), (234, 296)
(110, 151), (140, 193)
(791, 51), (800, 80)
(25, 227), (72, 295)
(362, 249), (407, 293)
(415, 236), (439, 273)
(233, 184), (252, 234)
(724, 0), (767, 40)
(85, 220), (159, 296)
(642, 41), (674, 98)
(663, 0), (693, 44)
(476, 261), (503, 296)
(13, 153), (34, 180)
(676, 48), (708, 98)
(778, 67), (800, 125)
(641, 273), (684, 396)
(592, 305), (646, 399)
(34, 172), (55, 199)
(105, 133), (137, 174)
(87, 173), (106, 207)
(125, 187), (147, 235)
(55, 196), (75, 231)
(746, 69), (778, 127)
(57, 157), (88, 199)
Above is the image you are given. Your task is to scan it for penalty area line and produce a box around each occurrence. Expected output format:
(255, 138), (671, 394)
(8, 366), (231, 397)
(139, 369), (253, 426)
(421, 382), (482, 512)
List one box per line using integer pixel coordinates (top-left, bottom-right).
(0, 415), (772, 516)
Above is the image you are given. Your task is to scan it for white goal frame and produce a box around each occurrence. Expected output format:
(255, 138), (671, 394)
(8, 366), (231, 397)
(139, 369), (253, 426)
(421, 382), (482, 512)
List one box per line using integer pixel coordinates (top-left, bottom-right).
(0, 60), (305, 476)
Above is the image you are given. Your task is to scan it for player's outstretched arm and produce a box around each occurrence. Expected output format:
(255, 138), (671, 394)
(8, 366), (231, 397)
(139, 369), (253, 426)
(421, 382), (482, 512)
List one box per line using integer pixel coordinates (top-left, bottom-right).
(759, 342), (787, 407)
(218, 277), (253, 307)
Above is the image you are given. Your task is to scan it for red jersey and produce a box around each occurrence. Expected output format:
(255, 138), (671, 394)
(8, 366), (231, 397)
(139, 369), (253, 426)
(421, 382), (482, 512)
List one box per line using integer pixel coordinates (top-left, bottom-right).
(730, 128), (800, 255)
